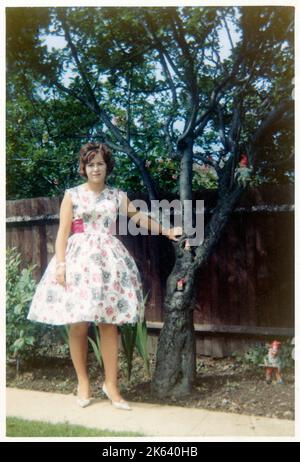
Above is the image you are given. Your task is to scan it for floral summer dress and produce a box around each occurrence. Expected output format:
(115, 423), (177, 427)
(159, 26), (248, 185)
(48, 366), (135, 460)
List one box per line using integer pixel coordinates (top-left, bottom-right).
(27, 184), (145, 326)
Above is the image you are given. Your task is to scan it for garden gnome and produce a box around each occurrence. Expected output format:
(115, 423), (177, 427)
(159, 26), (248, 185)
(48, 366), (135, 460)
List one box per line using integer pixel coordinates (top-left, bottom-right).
(264, 340), (283, 384)
(234, 153), (253, 187)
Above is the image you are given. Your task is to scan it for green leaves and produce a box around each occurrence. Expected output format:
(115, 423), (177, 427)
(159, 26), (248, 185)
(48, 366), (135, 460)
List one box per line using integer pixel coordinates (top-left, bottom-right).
(119, 324), (137, 381)
(135, 320), (151, 379)
(6, 6), (294, 198)
(87, 325), (104, 369)
(6, 247), (39, 362)
(119, 292), (150, 380)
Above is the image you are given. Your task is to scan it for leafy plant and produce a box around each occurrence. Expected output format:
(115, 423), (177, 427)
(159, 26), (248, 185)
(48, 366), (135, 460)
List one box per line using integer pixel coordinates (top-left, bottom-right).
(6, 247), (39, 368)
(233, 340), (295, 369)
(88, 324), (104, 370)
(119, 293), (150, 380)
(134, 293), (151, 378)
(119, 323), (137, 381)
(58, 325), (69, 345)
(245, 343), (268, 366)
(233, 343), (268, 367)
(278, 339), (294, 369)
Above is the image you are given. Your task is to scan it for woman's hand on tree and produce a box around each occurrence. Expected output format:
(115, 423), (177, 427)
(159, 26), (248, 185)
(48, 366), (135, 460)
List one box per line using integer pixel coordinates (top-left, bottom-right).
(164, 226), (183, 241)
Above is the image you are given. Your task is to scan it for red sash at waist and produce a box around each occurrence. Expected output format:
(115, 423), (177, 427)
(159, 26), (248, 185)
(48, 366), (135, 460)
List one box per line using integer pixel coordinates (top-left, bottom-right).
(71, 218), (84, 233)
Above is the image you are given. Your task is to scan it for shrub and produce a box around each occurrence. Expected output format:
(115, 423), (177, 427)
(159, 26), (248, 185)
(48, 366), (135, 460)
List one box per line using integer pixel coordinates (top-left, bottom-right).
(6, 247), (40, 366)
(233, 340), (295, 369)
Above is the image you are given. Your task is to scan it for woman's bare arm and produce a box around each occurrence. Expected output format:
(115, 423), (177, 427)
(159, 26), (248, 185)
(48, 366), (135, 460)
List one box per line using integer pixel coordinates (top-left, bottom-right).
(55, 191), (73, 263)
(120, 193), (182, 241)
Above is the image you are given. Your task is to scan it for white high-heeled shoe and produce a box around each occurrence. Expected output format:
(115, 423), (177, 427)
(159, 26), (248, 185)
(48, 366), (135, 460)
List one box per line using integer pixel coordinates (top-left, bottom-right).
(102, 383), (132, 411)
(76, 386), (92, 408)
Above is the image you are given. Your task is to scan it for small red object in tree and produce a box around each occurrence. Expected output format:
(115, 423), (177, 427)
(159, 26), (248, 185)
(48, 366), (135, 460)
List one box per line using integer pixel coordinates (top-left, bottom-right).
(239, 153), (249, 167)
(177, 278), (186, 291)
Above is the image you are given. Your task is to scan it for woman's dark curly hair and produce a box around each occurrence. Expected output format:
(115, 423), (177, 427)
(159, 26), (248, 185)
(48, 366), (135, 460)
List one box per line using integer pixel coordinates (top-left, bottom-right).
(79, 142), (115, 178)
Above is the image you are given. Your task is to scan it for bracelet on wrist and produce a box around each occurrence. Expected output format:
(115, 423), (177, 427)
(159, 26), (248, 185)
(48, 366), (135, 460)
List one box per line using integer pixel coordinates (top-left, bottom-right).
(56, 262), (66, 268)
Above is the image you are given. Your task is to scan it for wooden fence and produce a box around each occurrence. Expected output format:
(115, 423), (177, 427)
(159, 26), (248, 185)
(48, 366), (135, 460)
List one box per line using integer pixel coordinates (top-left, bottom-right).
(6, 184), (294, 356)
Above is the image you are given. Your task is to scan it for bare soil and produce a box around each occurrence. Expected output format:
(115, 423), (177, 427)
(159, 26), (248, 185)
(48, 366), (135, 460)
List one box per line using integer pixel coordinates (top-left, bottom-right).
(6, 352), (294, 420)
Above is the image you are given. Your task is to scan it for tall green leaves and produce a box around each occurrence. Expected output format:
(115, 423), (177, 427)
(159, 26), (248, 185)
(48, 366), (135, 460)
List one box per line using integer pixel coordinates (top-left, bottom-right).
(119, 293), (150, 380)
(6, 248), (38, 367)
(119, 323), (137, 381)
(135, 317), (151, 379)
(87, 324), (104, 369)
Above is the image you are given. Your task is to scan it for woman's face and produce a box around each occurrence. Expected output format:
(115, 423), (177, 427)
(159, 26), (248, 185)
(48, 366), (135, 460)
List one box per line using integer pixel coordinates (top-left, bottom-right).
(85, 152), (107, 184)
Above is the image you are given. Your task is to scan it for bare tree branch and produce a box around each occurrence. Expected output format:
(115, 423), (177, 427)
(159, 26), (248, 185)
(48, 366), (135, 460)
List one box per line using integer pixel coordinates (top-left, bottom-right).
(170, 10), (198, 99)
(220, 12), (235, 51)
(141, 17), (180, 149)
(125, 69), (134, 145)
(228, 101), (242, 152)
(216, 104), (229, 151)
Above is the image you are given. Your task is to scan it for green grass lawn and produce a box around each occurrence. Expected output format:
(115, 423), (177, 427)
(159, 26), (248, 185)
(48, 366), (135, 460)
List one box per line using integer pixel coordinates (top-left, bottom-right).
(6, 417), (145, 437)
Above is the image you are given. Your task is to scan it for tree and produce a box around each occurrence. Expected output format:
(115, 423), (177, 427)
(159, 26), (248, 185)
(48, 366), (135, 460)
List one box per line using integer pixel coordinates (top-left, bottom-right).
(6, 6), (294, 397)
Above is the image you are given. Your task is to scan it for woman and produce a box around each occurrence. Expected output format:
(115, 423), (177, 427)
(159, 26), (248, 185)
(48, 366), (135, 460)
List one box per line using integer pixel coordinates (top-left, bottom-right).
(27, 142), (182, 411)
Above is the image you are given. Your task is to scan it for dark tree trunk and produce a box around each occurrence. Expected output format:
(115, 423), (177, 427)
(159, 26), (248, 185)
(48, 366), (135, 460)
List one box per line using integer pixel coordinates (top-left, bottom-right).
(151, 183), (245, 398)
(151, 300), (197, 398)
(150, 135), (197, 398)
(151, 243), (197, 398)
